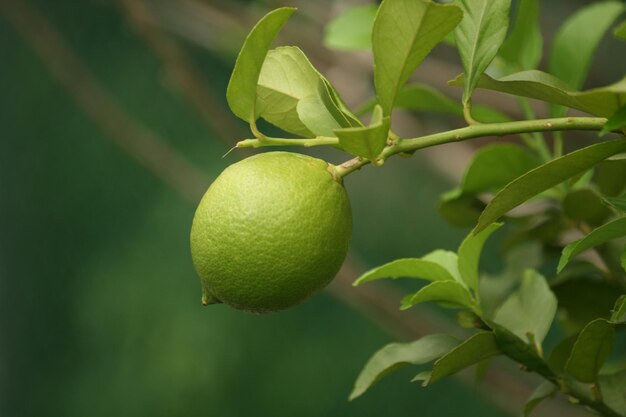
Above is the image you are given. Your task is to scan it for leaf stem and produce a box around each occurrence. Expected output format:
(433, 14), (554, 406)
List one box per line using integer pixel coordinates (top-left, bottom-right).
(335, 116), (608, 179)
(236, 135), (338, 148)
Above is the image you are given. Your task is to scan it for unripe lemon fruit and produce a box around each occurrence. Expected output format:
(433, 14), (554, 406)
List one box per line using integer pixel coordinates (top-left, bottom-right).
(190, 151), (352, 313)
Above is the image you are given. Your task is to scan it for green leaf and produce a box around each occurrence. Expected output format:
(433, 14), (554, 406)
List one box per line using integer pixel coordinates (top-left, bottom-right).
(601, 104), (626, 136)
(373, 0), (462, 114)
(422, 332), (500, 385)
(226, 7), (296, 123)
(499, 0), (542, 72)
(349, 334), (460, 400)
(454, 0), (511, 104)
(334, 105), (390, 160)
(611, 295), (626, 323)
(492, 270), (556, 345)
(401, 281), (475, 311)
(353, 259), (455, 286)
(449, 71), (626, 118)
(553, 279), (622, 334)
(596, 159), (626, 197)
(422, 250), (462, 282)
(615, 20), (626, 40)
(257, 46), (352, 137)
(603, 195), (626, 213)
(599, 370), (626, 416)
(323, 79), (363, 128)
(622, 246), (626, 272)
(457, 223), (502, 291)
(558, 216), (626, 273)
(489, 322), (552, 375)
(562, 188), (612, 226)
(324, 4), (377, 51)
(357, 83), (509, 122)
(475, 140), (626, 233)
(461, 144), (541, 194)
(523, 381), (557, 417)
(549, 1), (626, 92)
(564, 318), (615, 383)
(548, 335), (578, 374)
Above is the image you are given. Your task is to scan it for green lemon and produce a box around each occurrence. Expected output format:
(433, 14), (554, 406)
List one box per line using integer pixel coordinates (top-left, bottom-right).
(190, 151), (352, 313)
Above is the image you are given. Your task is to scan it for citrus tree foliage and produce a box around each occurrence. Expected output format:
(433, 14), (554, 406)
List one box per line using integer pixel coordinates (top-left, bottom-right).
(224, 1), (626, 416)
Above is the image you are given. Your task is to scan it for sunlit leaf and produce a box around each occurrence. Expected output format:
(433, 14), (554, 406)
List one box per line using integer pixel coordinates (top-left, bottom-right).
(349, 334), (460, 400)
(457, 223), (502, 291)
(334, 104), (389, 160)
(454, 0), (511, 104)
(226, 7), (296, 122)
(492, 270), (556, 345)
(401, 281), (475, 311)
(422, 332), (500, 385)
(353, 259), (455, 286)
(422, 250), (462, 282)
(499, 0), (542, 72)
(558, 216), (626, 273)
(476, 140), (626, 233)
(373, 0), (462, 114)
(257, 46), (353, 137)
(564, 318), (615, 383)
(523, 381), (557, 417)
(324, 4), (377, 50)
(549, 1), (626, 91)
(449, 71), (626, 118)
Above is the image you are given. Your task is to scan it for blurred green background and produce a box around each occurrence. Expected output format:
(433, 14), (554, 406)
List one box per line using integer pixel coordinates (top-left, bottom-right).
(0, 1), (622, 416)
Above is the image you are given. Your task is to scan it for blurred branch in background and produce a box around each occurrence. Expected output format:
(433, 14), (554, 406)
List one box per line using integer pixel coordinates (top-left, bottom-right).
(0, 1), (588, 416)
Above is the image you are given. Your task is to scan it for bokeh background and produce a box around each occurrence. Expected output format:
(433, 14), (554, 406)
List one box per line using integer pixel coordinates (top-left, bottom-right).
(1, 1), (623, 416)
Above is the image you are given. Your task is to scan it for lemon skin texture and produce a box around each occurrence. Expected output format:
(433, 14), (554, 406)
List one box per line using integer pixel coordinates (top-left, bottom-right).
(190, 152), (352, 313)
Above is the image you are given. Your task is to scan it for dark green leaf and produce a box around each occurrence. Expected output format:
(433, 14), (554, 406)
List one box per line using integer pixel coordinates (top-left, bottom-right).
(226, 7), (296, 122)
(457, 223), (502, 291)
(454, 0), (511, 104)
(492, 269), (556, 345)
(549, 1), (625, 91)
(499, 0), (542, 72)
(611, 295), (626, 323)
(324, 4), (377, 51)
(422, 332), (500, 385)
(489, 322), (552, 375)
(462, 144), (541, 194)
(595, 159), (626, 197)
(564, 318), (615, 383)
(349, 334), (460, 400)
(449, 71), (626, 118)
(438, 191), (485, 228)
(601, 104), (626, 136)
(523, 381), (557, 417)
(603, 195), (626, 213)
(562, 188), (612, 226)
(553, 279), (622, 334)
(353, 259), (455, 286)
(373, 0), (462, 114)
(615, 20), (626, 40)
(622, 246), (626, 272)
(548, 335), (578, 373)
(401, 281), (475, 311)
(599, 370), (626, 415)
(334, 104), (390, 160)
(476, 140), (626, 233)
(558, 216), (626, 273)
